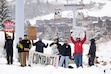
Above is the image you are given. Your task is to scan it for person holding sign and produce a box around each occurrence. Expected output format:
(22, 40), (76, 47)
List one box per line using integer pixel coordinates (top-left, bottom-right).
(31, 38), (48, 64)
(4, 31), (14, 65)
(70, 31), (86, 68)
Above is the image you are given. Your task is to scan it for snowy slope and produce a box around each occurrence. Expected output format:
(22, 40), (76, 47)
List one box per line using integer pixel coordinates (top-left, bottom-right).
(29, 3), (111, 24)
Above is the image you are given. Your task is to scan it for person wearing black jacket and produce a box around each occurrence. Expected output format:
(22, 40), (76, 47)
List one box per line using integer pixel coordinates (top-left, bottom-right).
(16, 37), (23, 66)
(32, 38), (48, 64)
(88, 39), (96, 66)
(32, 38), (48, 53)
(58, 39), (71, 68)
(4, 32), (14, 65)
(21, 35), (32, 67)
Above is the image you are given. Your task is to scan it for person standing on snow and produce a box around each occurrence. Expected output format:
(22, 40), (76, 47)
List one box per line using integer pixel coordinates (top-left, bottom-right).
(32, 38), (48, 64)
(70, 31), (86, 68)
(88, 39), (96, 66)
(21, 35), (32, 67)
(58, 39), (71, 68)
(50, 38), (61, 55)
(4, 32), (14, 65)
(16, 37), (23, 66)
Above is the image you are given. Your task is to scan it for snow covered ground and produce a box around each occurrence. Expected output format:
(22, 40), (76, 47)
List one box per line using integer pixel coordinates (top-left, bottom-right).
(0, 31), (111, 74)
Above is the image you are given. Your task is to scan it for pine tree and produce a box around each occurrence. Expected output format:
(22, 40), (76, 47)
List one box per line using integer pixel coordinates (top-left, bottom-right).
(0, 0), (10, 30)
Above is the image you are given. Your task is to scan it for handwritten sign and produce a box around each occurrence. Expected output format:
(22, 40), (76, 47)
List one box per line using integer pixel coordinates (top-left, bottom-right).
(27, 26), (37, 40)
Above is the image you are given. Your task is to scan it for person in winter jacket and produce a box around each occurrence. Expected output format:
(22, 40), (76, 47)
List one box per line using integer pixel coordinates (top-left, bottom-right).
(88, 39), (96, 66)
(16, 37), (23, 66)
(70, 31), (86, 68)
(4, 32), (14, 65)
(32, 38), (48, 53)
(58, 39), (71, 68)
(4, 33), (9, 50)
(21, 35), (32, 67)
(32, 38), (48, 64)
(50, 38), (61, 55)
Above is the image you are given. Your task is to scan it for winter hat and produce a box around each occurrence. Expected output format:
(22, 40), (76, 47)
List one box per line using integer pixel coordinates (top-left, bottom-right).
(24, 34), (27, 36)
(90, 39), (95, 42)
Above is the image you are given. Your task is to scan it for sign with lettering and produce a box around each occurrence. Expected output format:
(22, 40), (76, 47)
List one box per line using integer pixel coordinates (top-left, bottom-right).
(4, 20), (14, 32)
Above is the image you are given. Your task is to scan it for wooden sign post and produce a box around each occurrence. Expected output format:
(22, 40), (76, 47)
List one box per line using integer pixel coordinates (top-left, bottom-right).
(27, 26), (37, 40)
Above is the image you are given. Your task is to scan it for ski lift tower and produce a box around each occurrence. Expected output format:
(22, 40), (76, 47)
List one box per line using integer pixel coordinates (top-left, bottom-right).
(64, 0), (84, 29)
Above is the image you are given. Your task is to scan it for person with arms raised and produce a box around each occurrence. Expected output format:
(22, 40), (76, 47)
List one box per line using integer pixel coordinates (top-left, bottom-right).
(70, 31), (86, 68)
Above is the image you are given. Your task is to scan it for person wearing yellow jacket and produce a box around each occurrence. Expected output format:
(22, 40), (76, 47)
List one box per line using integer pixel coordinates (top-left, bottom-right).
(16, 37), (23, 66)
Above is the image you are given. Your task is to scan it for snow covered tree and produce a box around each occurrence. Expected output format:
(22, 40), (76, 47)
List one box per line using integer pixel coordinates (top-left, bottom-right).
(0, 0), (10, 30)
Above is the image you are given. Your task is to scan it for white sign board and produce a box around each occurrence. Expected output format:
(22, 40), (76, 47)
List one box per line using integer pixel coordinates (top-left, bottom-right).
(71, 27), (86, 39)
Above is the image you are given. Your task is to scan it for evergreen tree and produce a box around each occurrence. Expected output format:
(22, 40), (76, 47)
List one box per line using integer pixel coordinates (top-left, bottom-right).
(0, 0), (10, 30)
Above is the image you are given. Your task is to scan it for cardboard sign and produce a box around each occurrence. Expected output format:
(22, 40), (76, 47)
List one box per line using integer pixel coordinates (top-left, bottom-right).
(27, 26), (37, 40)
(4, 20), (14, 33)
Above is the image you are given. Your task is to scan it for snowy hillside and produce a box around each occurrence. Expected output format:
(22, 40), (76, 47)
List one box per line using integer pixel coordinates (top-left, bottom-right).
(7, 0), (111, 21)
(0, 31), (111, 74)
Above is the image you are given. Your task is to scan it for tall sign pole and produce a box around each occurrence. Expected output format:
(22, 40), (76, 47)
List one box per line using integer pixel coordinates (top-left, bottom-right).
(15, 0), (24, 58)
(15, 0), (24, 42)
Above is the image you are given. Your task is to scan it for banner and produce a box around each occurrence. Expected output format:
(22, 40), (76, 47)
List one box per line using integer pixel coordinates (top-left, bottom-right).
(32, 52), (59, 68)
(4, 20), (14, 32)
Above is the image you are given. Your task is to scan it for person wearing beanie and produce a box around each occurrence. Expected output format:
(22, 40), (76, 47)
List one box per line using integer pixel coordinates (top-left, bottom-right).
(21, 35), (32, 67)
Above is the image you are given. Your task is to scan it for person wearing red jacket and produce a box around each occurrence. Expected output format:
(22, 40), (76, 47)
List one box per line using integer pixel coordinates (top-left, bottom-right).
(70, 31), (86, 68)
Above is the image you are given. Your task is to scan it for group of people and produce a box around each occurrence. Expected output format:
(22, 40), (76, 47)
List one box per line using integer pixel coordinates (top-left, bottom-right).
(4, 31), (97, 68)
(4, 32), (32, 66)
